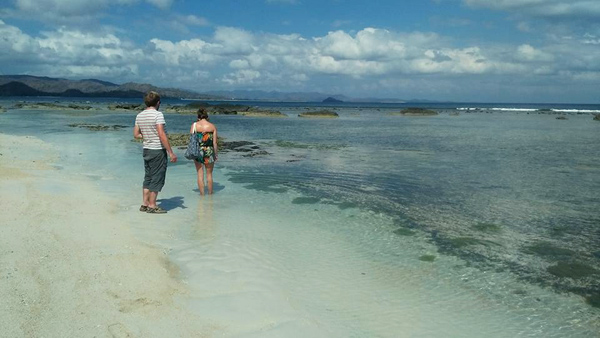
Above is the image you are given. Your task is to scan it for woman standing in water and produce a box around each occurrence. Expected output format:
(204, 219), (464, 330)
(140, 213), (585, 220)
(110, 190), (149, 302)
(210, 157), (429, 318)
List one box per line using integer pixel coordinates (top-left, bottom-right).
(190, 108), (218, 195)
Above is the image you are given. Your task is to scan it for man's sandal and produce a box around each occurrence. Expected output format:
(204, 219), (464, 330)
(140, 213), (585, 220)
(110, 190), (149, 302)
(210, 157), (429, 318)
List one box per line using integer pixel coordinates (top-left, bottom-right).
(146, 206), (167, 214)
(139, 205), (149, 212)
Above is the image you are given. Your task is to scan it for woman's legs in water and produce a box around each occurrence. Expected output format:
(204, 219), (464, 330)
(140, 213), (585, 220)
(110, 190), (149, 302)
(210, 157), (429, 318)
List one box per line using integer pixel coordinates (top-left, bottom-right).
(194, 161), (205, 195)
(205, 163), (215, 194)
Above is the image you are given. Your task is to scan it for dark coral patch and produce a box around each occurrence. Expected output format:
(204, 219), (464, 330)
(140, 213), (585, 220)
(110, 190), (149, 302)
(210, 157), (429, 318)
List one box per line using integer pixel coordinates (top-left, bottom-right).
(547, 262), (598, 279)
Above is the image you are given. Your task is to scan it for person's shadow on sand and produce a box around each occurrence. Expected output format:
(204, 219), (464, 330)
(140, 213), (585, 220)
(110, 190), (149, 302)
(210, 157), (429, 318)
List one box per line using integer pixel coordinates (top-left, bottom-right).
(192, 182), (225, 194)
(157, 196), (187, 211)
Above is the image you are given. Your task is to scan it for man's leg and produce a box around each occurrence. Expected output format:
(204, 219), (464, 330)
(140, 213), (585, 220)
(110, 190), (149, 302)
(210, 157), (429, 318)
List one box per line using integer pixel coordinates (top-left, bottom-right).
(143, 188), (151, 207)
(148, 191), (159, 208)
(142, 149), (152, 209)
(144, 149), (167, 212)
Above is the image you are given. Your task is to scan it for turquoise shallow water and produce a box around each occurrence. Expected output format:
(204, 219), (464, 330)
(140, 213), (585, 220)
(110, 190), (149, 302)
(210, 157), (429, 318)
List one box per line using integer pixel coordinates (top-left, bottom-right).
(1, 100), (599, 336)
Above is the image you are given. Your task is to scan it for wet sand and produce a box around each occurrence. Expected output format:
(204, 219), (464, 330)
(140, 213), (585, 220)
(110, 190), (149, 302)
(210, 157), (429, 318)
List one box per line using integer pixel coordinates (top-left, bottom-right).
(0, 133), (209, 337)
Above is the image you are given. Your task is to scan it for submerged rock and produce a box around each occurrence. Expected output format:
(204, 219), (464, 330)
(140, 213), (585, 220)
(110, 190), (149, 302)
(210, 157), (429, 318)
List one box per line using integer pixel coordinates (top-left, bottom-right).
(393, 228), (416, 236)
(14, 102), (93, 110)
(547, 262), (598, 279)
(218, 139), (270, 158)
(239, 110), (287, 117)
(389, 108), (438, 116)
(242, 150), (270, 157)
(165, 102), (285, 117)
(108, 103), (145, 111)
(586, 293), (600, 308)
(298, 110), (339, 118)
(131, 132), (221, 148)
(220, 140), (256, 151)
(166, 133), (190, 147)
(292, 197), (321, 204)
(522, 242), (576, 260)
(68, 123), (128, 131)
(448, 237), (490, 248)
(419, 255), (436, 262)
(472, 223), (502, 233)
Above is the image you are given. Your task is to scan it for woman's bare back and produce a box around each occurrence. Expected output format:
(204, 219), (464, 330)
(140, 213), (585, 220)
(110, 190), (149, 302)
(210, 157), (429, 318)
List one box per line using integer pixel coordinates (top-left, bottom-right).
(192, 120), (216, 133)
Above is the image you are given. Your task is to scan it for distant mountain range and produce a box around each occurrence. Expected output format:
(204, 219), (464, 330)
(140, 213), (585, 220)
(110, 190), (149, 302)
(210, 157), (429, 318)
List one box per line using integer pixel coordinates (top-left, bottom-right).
(0, 75), (420, 103)
(0, 75), (217, 99)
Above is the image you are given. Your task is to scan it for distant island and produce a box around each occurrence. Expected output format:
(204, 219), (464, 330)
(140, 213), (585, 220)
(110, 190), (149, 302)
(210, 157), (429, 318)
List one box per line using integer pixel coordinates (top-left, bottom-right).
(322, 96), (344, 103)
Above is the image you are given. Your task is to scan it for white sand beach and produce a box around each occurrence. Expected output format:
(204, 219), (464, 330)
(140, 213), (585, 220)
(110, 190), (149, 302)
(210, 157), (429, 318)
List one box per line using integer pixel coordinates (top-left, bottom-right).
(0, 133), (208, 337)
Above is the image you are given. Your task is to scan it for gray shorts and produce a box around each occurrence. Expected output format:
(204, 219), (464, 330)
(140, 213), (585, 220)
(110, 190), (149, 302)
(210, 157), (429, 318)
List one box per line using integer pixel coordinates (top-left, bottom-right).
(143, 148), (167, 192)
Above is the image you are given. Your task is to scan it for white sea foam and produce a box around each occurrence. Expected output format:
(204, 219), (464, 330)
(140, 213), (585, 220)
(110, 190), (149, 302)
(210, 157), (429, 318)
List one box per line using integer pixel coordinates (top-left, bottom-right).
(457, 107), (600, 113)
(551, 108), (600, 113)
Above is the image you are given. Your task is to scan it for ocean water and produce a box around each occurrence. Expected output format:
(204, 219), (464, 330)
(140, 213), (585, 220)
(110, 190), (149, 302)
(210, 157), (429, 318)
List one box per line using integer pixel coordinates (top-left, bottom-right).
(1, 99), (599, 337)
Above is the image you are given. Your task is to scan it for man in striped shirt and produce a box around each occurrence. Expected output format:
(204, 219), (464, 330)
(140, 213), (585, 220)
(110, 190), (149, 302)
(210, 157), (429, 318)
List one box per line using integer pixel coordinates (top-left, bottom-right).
(133, 91), (177, 214)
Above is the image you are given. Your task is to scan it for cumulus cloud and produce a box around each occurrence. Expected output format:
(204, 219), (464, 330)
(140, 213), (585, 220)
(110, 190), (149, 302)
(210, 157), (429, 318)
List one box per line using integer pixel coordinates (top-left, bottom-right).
(0, 20), (141, 76)
(148, 38), (215, 65)
(212, 27), (257, 55)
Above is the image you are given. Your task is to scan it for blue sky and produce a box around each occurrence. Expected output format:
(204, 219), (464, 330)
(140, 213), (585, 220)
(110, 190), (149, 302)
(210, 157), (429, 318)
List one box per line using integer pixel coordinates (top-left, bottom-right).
(1, 0), (599, 103)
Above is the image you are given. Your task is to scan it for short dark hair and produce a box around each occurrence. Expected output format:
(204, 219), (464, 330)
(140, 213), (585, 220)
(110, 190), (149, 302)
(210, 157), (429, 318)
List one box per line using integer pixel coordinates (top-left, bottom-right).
(144, 91), (160, 107)
(197, 108), (209, 120)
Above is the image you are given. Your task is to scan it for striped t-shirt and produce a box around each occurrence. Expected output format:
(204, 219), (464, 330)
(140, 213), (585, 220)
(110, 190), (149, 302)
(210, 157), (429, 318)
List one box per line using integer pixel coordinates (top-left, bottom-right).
(135, 108), (166, 150)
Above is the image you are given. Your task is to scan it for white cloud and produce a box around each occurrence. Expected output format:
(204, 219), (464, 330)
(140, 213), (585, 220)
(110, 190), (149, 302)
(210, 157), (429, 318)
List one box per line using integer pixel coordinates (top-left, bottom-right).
(149, 38), (215, 65)
(582, 33), (600, 45)
(0, 20), (142, 77)
(517, 44), (554, 62)
(177, 14), (210, 27)
(230, 59), (250, 69)
(221, 69), (262, 85)
(43, 65), (139, 78)
(0, 20), (36, 54)
(211, 27), (257, 55)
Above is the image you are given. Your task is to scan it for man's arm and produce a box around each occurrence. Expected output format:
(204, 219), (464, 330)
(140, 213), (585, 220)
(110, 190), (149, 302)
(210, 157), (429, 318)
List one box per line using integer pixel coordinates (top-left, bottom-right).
(156, 124), (177, 163)
(133, 124), (143, 139)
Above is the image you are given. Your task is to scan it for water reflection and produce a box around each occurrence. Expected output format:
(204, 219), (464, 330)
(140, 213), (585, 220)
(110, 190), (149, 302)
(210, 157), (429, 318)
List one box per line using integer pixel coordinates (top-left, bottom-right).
(191, 197), (217, 242)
